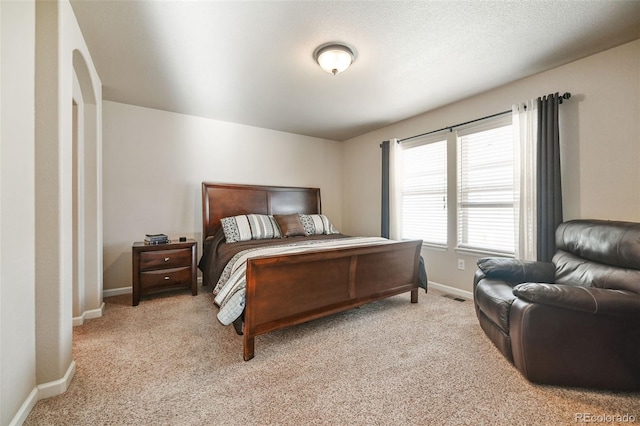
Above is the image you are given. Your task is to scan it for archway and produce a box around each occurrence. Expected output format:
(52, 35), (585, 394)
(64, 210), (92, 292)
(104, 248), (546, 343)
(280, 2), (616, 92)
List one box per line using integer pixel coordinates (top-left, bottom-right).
(71, 49), (103, 325)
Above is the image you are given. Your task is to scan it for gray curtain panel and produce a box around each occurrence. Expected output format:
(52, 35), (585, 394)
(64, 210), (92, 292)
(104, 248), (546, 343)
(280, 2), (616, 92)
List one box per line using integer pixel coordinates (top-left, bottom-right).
(536, 93), (564, 262)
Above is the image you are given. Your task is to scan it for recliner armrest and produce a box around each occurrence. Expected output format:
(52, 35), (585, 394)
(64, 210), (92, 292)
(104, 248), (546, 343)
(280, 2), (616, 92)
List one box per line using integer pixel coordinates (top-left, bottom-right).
(477, 257), (555, 284)
(513, 283), (640, 316)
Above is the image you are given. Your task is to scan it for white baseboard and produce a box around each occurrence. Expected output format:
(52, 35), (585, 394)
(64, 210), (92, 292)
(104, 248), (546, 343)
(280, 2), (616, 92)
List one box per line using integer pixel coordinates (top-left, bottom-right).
(9, 387), (38, 426)
(10, 362), (76, 426)
(72, 302), (106, 326)
(429, 281), (473, 300)
(103, 286), (132, 298)
(36, 360), (76, 400)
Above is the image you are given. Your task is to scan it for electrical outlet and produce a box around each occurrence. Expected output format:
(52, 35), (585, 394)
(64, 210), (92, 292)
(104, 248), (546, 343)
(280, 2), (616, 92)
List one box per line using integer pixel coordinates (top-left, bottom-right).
(457, 259), (465, 270)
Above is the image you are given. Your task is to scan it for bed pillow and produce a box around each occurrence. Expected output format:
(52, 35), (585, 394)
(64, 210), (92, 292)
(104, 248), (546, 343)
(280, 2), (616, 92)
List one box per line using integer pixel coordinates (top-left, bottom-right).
(300, 214), (339, 236)
(273, 214), (306, 237)
(220, 214), (282, 243)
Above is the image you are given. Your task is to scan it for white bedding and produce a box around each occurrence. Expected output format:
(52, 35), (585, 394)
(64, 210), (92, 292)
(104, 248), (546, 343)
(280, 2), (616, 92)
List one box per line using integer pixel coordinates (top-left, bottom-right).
(213, 236), (399, 325)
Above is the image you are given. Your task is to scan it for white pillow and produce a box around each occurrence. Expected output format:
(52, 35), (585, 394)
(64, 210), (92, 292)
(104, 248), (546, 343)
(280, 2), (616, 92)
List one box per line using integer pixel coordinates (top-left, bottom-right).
(220, 214), (282, 243)
(299, 214), (339, 236)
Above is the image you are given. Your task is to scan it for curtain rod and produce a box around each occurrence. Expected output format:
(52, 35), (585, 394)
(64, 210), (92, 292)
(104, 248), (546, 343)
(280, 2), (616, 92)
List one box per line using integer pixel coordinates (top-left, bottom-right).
(398, 92), (571, 143)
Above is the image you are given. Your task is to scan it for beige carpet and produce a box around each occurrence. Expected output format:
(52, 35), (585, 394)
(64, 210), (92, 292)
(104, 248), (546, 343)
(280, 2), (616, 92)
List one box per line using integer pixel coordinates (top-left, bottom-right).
(25, 287), (638, 425)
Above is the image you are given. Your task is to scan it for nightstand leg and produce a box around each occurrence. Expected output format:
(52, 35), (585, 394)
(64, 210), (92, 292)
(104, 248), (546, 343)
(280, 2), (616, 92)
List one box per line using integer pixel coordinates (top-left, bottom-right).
(191, 245), (198, 296)
(132, 249), (140, 306)
(132, 285), (140, 306)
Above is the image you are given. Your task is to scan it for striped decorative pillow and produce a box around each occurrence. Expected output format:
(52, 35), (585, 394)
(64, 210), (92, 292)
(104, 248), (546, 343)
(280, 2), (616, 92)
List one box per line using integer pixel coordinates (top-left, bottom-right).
(220, 214), (282, 243)
(299, 214), (338, 236)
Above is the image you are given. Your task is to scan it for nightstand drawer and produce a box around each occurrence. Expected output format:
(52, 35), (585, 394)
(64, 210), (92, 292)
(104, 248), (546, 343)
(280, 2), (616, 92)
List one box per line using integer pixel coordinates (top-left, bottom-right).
(139, 248), (192, 271)
(140, 266), (192, 290)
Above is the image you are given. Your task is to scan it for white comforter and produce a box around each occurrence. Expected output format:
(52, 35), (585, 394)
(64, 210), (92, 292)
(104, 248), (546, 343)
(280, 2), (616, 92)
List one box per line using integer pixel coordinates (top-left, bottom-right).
(213, 236), (398, 325)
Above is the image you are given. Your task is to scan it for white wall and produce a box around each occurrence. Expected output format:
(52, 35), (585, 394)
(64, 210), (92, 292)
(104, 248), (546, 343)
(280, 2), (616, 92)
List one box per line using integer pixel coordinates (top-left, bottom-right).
(1, 1), (37, 424)
(342, 39), (640, 294)
(102, 101), (343, 291)
(1, 0), (102, 422)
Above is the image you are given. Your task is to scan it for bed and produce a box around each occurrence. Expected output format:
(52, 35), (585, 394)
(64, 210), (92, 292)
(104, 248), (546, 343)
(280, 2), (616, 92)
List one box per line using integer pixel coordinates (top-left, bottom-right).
(199, 182), (425, 360)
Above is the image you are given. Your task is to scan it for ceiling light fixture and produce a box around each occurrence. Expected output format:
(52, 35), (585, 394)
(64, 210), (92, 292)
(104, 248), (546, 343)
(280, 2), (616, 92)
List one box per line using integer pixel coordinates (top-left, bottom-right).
(313, 43), (356, 75)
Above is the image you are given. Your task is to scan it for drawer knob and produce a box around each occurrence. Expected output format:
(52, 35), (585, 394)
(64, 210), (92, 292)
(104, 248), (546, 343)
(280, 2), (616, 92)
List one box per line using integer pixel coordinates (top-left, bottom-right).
(164, 257), (170, 262)
(164, 276), (170, 280)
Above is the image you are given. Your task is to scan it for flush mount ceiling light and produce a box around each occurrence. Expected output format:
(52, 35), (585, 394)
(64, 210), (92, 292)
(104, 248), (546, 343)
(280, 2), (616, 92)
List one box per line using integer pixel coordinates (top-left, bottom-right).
(313, 43), (356, 75)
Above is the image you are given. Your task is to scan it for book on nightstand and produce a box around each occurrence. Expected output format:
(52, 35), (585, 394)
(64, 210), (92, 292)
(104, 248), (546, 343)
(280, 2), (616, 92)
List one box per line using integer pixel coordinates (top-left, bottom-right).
(144, 233), (169, 244)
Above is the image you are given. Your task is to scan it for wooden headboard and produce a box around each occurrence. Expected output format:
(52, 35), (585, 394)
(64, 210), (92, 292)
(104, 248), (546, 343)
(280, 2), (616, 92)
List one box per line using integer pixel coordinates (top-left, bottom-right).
(201, 182), (321, 240)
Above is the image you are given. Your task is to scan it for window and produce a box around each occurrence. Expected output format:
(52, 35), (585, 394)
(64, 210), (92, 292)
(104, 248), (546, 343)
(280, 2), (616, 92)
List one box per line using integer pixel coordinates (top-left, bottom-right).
(457, 117), (515, 254)
(400, 137), (447, 246)
(395, 114), (515, 254)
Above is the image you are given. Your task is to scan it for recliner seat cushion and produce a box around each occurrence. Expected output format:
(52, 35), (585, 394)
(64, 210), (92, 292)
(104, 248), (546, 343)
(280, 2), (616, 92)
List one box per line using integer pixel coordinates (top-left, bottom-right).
(474, 278), (518, 334)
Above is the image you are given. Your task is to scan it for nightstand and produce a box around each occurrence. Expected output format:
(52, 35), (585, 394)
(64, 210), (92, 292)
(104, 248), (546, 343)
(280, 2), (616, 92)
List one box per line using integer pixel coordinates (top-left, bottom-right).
(132, 239), (197, 306)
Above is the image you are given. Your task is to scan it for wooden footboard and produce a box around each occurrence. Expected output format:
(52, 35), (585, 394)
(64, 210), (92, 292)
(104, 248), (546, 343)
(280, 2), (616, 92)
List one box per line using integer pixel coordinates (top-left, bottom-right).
(242, 239), (422, 360)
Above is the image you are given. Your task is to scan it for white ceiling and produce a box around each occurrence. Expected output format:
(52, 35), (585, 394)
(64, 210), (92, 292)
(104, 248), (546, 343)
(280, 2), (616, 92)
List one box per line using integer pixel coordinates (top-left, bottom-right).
(70, 0), (640, 141)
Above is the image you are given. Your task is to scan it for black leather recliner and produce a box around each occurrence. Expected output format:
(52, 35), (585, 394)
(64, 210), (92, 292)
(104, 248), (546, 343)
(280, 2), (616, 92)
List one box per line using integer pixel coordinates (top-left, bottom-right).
(473, 219), (640, 390)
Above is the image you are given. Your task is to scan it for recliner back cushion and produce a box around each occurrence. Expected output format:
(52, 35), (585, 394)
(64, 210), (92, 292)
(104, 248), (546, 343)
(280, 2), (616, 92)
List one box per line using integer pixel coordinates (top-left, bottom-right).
(554, 220), (640, 294)
(556, 220), (640, 270)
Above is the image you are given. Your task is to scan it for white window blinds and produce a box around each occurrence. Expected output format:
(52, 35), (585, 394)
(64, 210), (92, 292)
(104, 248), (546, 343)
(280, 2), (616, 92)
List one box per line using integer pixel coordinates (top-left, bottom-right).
(401, 138), (447, 246)
(457, 119), (515, 254)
